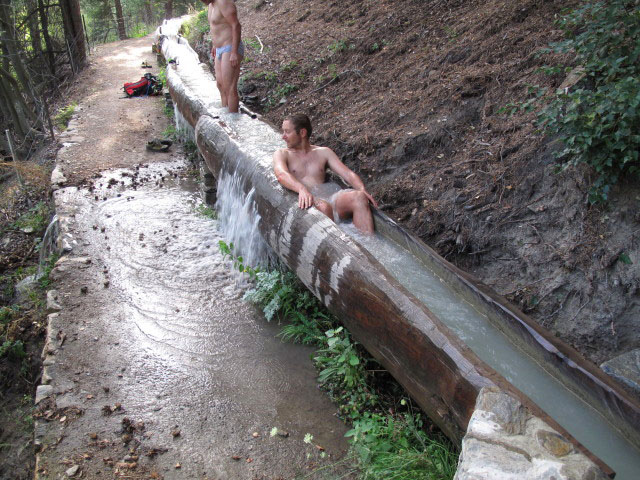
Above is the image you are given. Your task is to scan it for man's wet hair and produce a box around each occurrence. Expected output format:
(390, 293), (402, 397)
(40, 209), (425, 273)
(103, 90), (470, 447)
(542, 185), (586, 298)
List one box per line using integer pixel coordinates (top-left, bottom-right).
(286, 113), (312, 139)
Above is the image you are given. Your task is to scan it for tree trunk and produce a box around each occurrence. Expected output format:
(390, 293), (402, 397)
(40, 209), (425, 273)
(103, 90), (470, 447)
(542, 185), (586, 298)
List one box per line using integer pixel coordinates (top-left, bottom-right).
(26, 0), (45, 86)
(0, 1), (38, 105)
(114, 0), (127, 40)
(38, 0), (56, 77)
(60, 0), (87, 70)
(143, 0), (153, 24)
(0, 72), (31, 140)
(0, 0), (42, 133)
(0, 31), (9, 73)
(164, 0), (173, 20)
(26, 0), (42, 62)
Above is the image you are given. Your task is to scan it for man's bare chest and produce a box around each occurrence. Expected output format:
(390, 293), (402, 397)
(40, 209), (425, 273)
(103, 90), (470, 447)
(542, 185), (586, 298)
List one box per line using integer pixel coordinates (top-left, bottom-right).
(208, 4), (225, 25)
(289, 155), (326, 179)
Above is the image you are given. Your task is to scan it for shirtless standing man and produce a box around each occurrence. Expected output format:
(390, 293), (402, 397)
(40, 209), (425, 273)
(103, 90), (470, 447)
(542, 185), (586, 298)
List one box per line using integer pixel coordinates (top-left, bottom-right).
(202, 0), (243, 113)
(273, 114), (378, 234)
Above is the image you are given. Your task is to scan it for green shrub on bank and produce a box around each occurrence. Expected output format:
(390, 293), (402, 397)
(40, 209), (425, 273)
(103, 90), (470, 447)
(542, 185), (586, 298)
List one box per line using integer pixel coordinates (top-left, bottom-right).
(54, 102), (77, 131)
(0, 339), (26, 360)
(181, 9), (210, 48)
(538, 0), (640, 202)
(11, 201), (50, 234)
(348, 411), (458, 480)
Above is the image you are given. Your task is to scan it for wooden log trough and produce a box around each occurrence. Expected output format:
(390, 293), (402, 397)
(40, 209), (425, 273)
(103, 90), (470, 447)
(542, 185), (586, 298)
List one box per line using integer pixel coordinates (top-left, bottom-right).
(156, 21), (640, 477)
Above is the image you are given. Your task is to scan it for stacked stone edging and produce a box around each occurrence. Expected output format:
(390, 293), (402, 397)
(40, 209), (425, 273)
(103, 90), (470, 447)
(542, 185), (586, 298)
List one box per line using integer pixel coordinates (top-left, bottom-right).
(455, 387), (608, 480)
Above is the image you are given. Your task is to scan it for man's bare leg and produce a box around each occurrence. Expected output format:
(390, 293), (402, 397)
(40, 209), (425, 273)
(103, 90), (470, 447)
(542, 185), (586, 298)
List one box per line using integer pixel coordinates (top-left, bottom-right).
(216, 52), (241, 112)
(335, 190), (374, 234)
(214, 55), (228, 108)
(314, 199), (334, 220)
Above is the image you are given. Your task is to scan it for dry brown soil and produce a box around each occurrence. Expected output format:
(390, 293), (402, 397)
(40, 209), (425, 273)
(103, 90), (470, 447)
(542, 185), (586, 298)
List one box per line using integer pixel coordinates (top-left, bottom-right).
(193, 0), (640, 373)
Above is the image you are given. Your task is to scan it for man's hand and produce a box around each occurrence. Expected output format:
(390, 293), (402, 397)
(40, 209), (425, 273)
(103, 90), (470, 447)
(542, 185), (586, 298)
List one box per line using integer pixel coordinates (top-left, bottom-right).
(229, 52), (239, 68)
(298, 187), (314, 209)
(360, 189), (379, 208)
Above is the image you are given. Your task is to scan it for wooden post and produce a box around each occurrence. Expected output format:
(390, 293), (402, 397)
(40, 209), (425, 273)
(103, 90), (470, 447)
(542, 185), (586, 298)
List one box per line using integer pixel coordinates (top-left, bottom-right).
(5, 129), (24, 187)
(42, 97), (55, 141)
(65, 39), (76, 75)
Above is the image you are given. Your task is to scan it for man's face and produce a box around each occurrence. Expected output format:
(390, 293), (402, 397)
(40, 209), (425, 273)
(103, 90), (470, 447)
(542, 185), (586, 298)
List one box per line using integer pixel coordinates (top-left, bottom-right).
(281, 120), (303, 148)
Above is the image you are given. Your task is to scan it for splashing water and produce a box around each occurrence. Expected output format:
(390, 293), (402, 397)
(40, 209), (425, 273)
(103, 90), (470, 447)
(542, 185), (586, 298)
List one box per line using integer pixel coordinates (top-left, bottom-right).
(215, 169), (275, 270)
(38, 215), (60, 276)
(174, 106), (195, 141)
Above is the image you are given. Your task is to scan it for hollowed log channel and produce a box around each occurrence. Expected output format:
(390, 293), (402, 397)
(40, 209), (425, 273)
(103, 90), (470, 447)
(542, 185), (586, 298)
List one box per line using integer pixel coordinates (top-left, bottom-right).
(157, 21), (640, 478)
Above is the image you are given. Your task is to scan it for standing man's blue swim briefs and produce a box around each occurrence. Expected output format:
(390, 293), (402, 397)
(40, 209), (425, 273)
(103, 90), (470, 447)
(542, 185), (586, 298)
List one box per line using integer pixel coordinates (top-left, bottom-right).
(215, 42), (245, 61)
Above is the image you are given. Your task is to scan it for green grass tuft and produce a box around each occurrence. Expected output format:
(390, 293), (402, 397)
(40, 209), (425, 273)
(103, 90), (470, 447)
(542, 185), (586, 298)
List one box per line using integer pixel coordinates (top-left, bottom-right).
(54, 102), (77, 130)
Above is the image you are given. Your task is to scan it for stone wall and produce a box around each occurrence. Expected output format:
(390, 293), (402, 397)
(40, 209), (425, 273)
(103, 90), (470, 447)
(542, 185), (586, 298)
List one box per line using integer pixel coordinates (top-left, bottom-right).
(455, 388), (607, 480)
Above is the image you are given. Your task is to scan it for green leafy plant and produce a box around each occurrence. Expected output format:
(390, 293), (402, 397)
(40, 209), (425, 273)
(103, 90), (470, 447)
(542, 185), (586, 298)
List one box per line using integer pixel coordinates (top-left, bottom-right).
(244, 37), (262, 52)
(54, 102), (77, 130)
(498, 85), (548, 116)
(158, 66), (169, 106)
(347, 411), (458, 479)
(250, 70), (277, 83)
(267, 83), (298, 108)
(38, 253), (60, 290)
(314, 327), (378, 418)
(536, 0), (640, 203)
(619, 252), (633, 265)
(163, 124), (177, 140)
(0, 306), (19, 325)
(279, 309), (328, 345)
(196, 204), (217, 220)
(444, 26), (459, 42)
(129, 23), (150, 38)
(281, 60), (298, 72)
(12, 201), (50, 234)
(328, 39), (353, 55)
(0, 340), (26, 360)
(182, 10), (210, 46)
(315, 327), (363, 389)
(327, 64), (338, 80)
(242, 269), (298, 320)
(218, 240), (260, 279)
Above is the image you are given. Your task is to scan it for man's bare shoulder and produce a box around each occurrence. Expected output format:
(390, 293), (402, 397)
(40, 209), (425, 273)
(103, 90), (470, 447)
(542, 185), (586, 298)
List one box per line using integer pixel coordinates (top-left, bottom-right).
(310, 145), (338, 160)
(311, 145), (335, 156)
(217, 0), (238, 13)
(273, 147), (291, 162)
(274, 147), (291, 156)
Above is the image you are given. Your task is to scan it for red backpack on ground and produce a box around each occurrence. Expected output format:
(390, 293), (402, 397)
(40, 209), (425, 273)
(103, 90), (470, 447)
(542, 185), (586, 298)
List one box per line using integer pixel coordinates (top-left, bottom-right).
(123, 73), (162, 97)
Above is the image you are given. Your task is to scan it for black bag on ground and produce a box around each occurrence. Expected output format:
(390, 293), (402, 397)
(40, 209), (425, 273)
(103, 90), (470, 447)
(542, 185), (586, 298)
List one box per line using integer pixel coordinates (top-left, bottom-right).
(123, 73), (162, 97)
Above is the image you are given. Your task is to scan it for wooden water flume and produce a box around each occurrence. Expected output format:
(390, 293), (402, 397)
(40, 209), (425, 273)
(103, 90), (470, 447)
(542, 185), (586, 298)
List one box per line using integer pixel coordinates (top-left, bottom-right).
(156, 21), (640, 478)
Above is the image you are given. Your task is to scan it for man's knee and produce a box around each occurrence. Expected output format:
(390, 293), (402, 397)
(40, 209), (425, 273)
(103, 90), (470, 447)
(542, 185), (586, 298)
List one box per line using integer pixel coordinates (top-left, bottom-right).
(314, 200), (333, 219)
(353, 191), (370, 209)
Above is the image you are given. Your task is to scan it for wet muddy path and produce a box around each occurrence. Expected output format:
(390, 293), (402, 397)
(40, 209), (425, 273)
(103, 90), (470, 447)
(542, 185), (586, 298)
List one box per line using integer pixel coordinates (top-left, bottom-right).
(35, 35), (349, 480)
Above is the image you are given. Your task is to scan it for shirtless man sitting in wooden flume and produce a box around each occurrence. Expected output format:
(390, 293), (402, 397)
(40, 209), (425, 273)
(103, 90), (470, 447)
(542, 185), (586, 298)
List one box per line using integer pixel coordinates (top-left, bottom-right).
(273, 114), (378, 234)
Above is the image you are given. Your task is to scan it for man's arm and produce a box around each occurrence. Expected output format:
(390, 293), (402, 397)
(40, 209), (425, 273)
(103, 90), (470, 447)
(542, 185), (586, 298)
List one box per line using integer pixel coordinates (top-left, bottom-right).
(273, 150), (314, 209)
(324, 148), (378, 207)
(218, 0), (242, 68)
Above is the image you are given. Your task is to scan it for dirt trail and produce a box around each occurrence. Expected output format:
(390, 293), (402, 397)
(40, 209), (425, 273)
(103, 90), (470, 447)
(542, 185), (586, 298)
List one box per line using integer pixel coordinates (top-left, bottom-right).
(35, 35), (350, 480)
